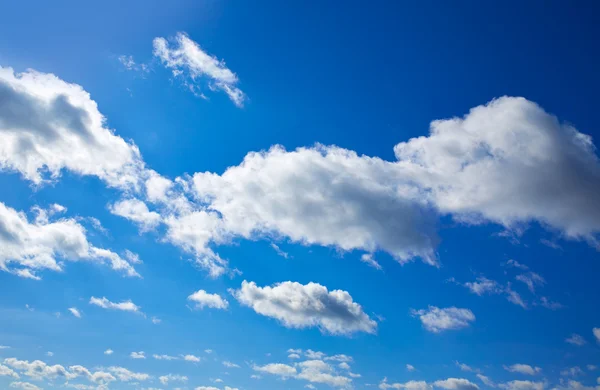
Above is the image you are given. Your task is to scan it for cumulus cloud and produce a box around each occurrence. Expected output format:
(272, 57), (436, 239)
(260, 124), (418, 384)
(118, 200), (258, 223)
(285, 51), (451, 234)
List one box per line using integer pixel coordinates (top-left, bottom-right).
(0, 66), (144, 189)
(411, 306), (475, 333)
(254, 359), (352, 388)
(433, 378), (479, 390)
(0, 202), (139, 279)
(108, 199), (161, 232)
(0, 364), (19, 379)
(183, 354), (201, 362)
(153, 32), (245, 107)
(3, 358), (73, 381)
(394, 97), (600, 243)
(593, 328), (600, 342)
(503, 364), (542, 376)
(232, 280), (377, 335)
(407, 364), (416, 372)
(89, 297), (142, 314)
(106, 366), (149, 382)
(188, 290), (229, 310)
(9, 382), (41, 390)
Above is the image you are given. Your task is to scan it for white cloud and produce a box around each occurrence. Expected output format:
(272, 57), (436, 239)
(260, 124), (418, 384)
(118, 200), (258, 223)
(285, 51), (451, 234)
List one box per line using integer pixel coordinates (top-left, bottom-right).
(305, 350), (326, 360)
(0, 66), (144, 189)
(505, 285), (527, 309)
(153, 32), (246, 107)
(188, 290), (229, 310)
(393, 96), (600, 243)
(159, 373), (188, 385)
(361, 253), (383, 270)
(103, 349), (113, 355)
(151, 316), (161, 324)
(107, 366), (150, 382)
(153, 354), (178, 361)
(434, 378), (479, 390)
(255, 359), (352, 388)
(515, 273), (545, 293)
(109, 198), (161, 232)
(411, 306), (475, 333)
(289, 353), (301, 359)
(130, 351), (145, 359)
(183, 354), (201, 362)
(68, 307), (81, 318)
(0, 202), (139, 279)
(499, 381), (544, 390)
(195, 387), (220, 390)
(232, 280), (377, 335)
(407, 364), (416, 372)
(503, 364), (542, 376)
(477, 375), (496, 388)
(223, 361), (240, 368)
(191, 144), (439, 267)
(464, 277), (504, 296)
(3, 358), (72, 381)
(560, 367), (584, 377)
(9, 382), (41, 390)
(379, 378), (432, 390)
(455, 362), (479, 373)
(565, 334), (586, 346)
(117, 55), (149, 73)
(253, 363), (297, 377)
(0, 364), (19, 379)
(89, 297), (141, 314)
(539, 297), (563, 310)
(45, 352), (53, 357)
(592, 328), (600, 342)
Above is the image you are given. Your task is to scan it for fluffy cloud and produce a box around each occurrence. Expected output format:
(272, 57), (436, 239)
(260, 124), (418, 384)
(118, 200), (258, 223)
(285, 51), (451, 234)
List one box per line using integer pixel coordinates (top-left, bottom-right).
(152, 354), (179, 361)
(0, 364), (19, 379)
(0, 66), (143, 189)
(129, 351), (145, 359)
(232, 280), (377, 335)
(379, 379), (433, 390)
(68, 307), (81, 318)
(254, 359), (352, 388)
(565, 334), (586, 346)
(499, 381), (544, 390)
(153, 32), (245, 107)
(89, 297), (141, 314)
(9, 382), (41, 390)
(0, 202), (139, 279)
(192, 145), (439, 267)
(183, 354), (201, 362)
(434, 378), (479, 390)
(108, 199), (161, 232)
(103, 349), (113, 355)
(253, 363), (297, 377)
(503, 364), (542, 376)
(106, 366), (150, 382)
(593, 328), (600, 342)
(3, 358), (73, 381)
(159, 374), (188, 385)
(188, 290), (229, 310)
(411, 306), (475, 333)
(464, 277), (504, 296)
(394, 97), (600, 243)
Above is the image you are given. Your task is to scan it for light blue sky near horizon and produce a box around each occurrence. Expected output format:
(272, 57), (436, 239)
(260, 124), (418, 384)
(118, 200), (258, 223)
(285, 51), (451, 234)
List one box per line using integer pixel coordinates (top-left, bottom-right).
(0, 1), (600, 390)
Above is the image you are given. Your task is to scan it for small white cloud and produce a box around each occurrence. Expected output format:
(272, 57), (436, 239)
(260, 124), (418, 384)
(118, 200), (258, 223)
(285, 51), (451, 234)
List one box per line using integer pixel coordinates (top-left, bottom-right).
(223, 361), (240, 368)
(411, 306), (475, 333)
(45, 352), (53, 357)
(130, 351), (145, 359)
(565, 334), (586, 346)
(188, 290), (229, 310)
(89, 297), (141, 314)
(361, 253), (383, 270)
(594, 328), (600, 343)
(434, 378), (479, 390)
(151, 316), (161, 324)
(503, 364), (541, 376)
(183, 354), (201, 362)
(407, 364), (416, 372)
(68, 308), (81, 318)
(104, 349), (113, 355)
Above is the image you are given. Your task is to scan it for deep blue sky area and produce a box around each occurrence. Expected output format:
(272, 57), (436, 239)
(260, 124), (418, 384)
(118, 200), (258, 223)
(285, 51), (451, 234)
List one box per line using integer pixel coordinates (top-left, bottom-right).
(0, 1), (599, 390)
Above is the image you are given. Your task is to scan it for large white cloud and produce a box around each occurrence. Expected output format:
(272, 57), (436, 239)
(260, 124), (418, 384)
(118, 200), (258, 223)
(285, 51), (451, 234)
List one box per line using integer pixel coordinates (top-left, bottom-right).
(0, 202), (139, 279)
(192, 145), (439, 266)
(411, 306), (475, 333)
(0, 66), (144, 189)
(232, 280), (377, 335)
(153, 32), (246, 107)
(394, 97), (600, 242)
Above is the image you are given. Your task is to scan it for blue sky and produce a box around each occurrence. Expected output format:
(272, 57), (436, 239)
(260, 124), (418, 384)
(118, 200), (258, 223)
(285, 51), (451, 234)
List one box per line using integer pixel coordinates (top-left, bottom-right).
(0, 1), (600, 390)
